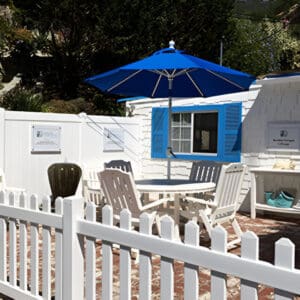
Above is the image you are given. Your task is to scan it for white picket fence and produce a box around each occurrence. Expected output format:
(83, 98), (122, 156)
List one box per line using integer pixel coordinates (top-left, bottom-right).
(0, 191), (300, 300)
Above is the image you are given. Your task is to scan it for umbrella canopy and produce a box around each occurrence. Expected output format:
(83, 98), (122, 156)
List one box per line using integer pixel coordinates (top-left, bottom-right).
(85, 41), (256, 178)
(85, 40), (255, 98)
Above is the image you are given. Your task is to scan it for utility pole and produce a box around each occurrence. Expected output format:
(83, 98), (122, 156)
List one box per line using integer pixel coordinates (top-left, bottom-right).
(219, 36), (224, 66)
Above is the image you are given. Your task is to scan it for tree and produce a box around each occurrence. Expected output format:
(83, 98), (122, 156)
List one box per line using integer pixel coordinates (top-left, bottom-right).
(8, 0), (236, 114)
(223, 18), (300, 76)
(12, 0), (106, 99)
(99, 0), (235, 64)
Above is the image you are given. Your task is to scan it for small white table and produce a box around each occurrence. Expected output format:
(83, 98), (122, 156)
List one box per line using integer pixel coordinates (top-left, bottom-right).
(136, 179), (216, 239)
(250, 167), (300, 219)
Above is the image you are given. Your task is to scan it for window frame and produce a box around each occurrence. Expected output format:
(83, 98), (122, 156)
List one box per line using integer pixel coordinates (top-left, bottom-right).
(172, 110), (219, 155)
(151, 102), (242, 162)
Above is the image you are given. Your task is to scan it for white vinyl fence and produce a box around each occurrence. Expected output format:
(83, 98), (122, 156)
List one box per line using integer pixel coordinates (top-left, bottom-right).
(0, 191), (300, 300)
(0, 108), (141, 200)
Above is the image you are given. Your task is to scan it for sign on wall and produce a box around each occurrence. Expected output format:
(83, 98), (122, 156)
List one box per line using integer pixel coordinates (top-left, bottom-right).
(31, 125), (61, 153)
(267, 122), (300, 151)
(103, 127), (124, 152)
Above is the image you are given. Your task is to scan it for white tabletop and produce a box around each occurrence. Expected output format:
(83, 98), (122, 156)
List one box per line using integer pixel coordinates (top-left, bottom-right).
(135, 179), (216, 193)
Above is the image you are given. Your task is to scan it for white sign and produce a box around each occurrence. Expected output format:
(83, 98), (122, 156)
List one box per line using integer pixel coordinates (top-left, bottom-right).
(267, 123), (300, 151)
(31, 125), (61, 153)
(103, 127), (124, 152)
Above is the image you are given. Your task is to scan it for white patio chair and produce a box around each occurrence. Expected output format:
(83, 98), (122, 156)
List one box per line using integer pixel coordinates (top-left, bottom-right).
(189, 160), (222, 184)
(181, 163), (247, 249)
(104, 159), (133, 175)
(82, 166), (105, 221)
(99, 168), (173, 234)
(186, 160), (223, 200)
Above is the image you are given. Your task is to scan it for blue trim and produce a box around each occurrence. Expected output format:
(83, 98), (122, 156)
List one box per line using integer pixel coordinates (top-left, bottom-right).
(151, 102), (242, 162)
(151, 107), (168, 158)
(172, 104), (221, 113)
(117, 96), (146, 103)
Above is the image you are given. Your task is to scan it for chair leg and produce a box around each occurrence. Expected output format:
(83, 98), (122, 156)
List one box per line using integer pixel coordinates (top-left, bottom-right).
(231, 218), (243, 239)
(199, 210), (213, 238)
(225, 218), (243, 249)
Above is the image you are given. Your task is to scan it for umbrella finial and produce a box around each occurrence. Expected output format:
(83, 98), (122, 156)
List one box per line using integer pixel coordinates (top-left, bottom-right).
(169, 40), (175, 49)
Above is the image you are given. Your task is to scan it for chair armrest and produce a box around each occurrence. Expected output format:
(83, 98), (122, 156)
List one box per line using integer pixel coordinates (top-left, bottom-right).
(184, 196), (217, 208)
(141, 197), (173, 210)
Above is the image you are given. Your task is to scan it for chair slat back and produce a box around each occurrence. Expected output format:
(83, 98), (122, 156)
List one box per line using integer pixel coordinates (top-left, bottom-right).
(100, 169), (141, 219)
(212, 163), (246, 223)
(48, 163), (82, 205)
(84, 169), (100, 189)
(104, 160), (133, 174)
(189, 161), (222, 184)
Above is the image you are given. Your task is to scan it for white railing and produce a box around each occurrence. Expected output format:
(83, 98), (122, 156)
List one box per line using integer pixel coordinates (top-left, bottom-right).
(0, 191), (300, 300)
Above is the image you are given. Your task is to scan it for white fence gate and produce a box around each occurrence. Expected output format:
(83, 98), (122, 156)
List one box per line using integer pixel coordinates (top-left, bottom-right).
(0, 191), (300, 299)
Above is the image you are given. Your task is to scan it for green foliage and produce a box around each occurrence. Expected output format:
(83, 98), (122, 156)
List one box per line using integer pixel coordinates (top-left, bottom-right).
(234, 0), (300, 21)
(12, 0), (105, 99)
(2, 86), (43, 111)
(43, 98), (88, 114)
(223, 18), (300, 75)
(100, 0), (235, 63)
(1, 0), (299, 115)
(0, 16), (12, 55)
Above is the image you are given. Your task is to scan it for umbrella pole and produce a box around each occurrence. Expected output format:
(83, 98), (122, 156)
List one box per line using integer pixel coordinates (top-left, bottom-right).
(167, 77), (173, 180)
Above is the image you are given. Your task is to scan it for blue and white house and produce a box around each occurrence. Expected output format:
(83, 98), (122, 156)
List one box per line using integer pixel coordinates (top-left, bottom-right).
(123, 73), (300, 211)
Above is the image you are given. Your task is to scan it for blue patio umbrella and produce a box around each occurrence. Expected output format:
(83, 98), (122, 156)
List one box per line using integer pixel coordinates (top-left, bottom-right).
(85, 41), (256, 178)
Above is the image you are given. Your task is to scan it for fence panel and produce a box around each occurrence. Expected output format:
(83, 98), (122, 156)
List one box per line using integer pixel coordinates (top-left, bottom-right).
(1, 195), (300, 299)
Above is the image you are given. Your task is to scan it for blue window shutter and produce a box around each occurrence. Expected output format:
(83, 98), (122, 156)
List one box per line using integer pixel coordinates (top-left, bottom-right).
(151, 107), (168, 158)
(219, 102), (242, 162)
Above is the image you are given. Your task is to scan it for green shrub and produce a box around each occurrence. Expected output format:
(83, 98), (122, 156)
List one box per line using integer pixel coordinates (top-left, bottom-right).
(2, 86), (43, 111)
(43, 98), (93, 114)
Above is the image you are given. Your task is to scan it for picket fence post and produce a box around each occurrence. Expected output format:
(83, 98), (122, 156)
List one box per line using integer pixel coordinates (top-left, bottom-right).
(274, 238), (295, 300)
(211, 226), (227, 300)
(0, 191), (6, 283)
(139, 213), (153, 300)
(241, 231), (258, 299)
(160, 216), (174, 300)
(62, 196), (85, 300)
(184, 221), (199, 300)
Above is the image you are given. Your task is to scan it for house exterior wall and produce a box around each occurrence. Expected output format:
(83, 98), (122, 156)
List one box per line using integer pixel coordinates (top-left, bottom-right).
(127, 75), (300, 211)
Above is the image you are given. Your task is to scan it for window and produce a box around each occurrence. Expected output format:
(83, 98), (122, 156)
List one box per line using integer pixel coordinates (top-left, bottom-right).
(171, 112), (218, 154)
(171, 113), (191, 153)
(151, 102), (242, 162)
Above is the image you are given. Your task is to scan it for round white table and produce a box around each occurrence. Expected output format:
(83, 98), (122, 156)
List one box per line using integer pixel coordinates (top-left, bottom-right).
(135, 179), (216, 240)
